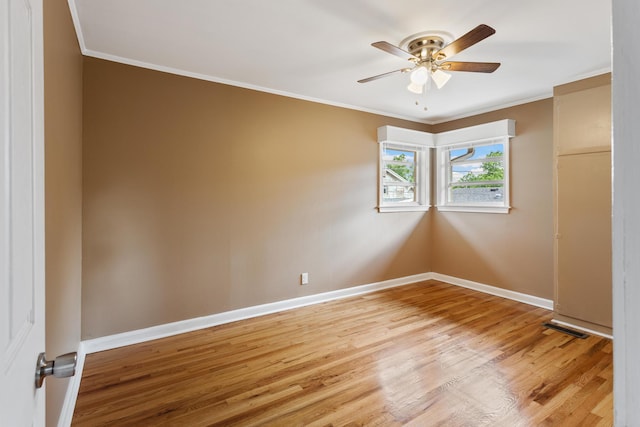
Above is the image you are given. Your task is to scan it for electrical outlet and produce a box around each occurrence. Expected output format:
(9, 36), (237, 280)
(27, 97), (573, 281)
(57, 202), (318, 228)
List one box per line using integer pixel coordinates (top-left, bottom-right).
(301, 272), (309, 285)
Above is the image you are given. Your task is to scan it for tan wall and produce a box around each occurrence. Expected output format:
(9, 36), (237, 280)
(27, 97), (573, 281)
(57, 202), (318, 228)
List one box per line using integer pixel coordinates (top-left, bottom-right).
(554, 74), (612, 155)
(430, 99), (554, 299)
(43, 0), (83, 425)
(82, 58), (432, 339)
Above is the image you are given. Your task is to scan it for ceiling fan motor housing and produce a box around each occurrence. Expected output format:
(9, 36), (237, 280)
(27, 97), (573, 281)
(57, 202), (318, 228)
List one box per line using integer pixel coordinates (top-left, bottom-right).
(406, 36), (446, 61)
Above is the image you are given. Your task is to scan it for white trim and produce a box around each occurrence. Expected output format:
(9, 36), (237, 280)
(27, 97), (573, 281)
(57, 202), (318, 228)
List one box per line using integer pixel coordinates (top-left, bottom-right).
(556, 67), (613, 89)
(82, 272), (554, 354)
(378, 141), (430, 213)
(612, 2), (640, 423)
(550, 319), (613, 340)
(436, 205), (510, 214)
(430, 273), (554, 310)
(80, 49), (431, 126)
(438, 93), (553, 125)
(377, 120), (515, 148)
(76, 50), (547, 128)
(83, 273), (433, 354)
(66, 0), (86, 53)
(80, 50), (549, 127)
(436, 134), (511, 213)
(378, 205), (430, 213)
(63, 272), (553, 424)
(378, 121), (515, 214)
(409, 70), (609, 125)
(377, 126), (434, 146)
(56, 342), (86, 427)
(434, 119), (516, 147)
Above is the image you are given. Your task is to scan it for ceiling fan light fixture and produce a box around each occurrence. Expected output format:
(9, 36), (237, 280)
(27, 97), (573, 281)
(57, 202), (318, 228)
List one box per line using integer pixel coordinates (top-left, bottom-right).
(431, 69), (451, 89)
(409, 66), (429, 85)
(407, 82), (424, 94)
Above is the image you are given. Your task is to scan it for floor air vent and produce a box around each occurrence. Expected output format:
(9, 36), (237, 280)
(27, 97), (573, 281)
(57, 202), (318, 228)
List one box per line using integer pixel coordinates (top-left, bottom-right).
(542, 322), (589, 339)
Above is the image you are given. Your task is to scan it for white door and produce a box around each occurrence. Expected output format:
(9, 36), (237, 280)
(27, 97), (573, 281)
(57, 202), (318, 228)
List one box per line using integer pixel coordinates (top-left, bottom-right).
(0, 0), (46, 425)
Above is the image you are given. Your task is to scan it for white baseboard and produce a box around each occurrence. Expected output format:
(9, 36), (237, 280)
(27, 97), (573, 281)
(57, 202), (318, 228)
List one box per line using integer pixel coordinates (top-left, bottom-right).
(82, 272), (554, 355)
(57, 342), (86, 427)
(83, 272), (434, 354)
(65, 272), (553, 426)
(430, 273), (554, 310)
(550, 319), (613, 340)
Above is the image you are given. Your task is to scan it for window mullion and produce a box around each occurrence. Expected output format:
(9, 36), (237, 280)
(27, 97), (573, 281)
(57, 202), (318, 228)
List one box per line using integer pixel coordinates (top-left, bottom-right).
(450, 180), (504, 187)
(451, 157), (503, 166)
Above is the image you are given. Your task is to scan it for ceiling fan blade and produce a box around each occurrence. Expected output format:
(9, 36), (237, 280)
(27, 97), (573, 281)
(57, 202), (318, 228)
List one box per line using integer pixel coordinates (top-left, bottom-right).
(440, 61), (501, 73)
(433, 24), (496, 60)
(357, 68), (412, 83)
(372, 41), (418, 61)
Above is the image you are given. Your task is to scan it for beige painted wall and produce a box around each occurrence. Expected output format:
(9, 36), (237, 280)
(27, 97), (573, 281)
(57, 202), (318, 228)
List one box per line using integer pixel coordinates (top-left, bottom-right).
(43, 0), (83, 425)
(82, 58), (432, 339)
(430, 99), (554, 299)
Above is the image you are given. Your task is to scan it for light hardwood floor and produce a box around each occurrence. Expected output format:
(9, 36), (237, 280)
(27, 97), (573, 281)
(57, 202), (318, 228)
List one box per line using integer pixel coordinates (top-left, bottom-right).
(72, 280), (613, 426)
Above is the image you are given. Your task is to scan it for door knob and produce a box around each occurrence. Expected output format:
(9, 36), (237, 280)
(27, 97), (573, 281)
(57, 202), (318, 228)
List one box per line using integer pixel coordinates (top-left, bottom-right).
(35, 352), (77, 388)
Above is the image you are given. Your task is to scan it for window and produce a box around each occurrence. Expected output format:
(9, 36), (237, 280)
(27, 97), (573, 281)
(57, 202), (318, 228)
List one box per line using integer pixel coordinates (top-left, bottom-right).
(379, 142), (429, 212)
(378, 119), (513, 214)
(437, 138), (510, 213)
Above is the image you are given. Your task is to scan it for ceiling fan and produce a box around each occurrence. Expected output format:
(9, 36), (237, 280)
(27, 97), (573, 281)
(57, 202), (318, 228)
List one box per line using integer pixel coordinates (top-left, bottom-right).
(358, 24), (500, 94)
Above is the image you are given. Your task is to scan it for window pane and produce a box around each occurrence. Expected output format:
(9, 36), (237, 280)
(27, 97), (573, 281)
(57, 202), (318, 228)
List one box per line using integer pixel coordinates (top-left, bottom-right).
(383, 184), (415, 203)
(449, 143), (504, 162)
(383, 148), (416, 183)
(447, 141), (505, 205)
(450, 160), (504, 184)
(449, 184), (504, 204)
(379, 141), (428, 211)
(383, 166), (415, 183)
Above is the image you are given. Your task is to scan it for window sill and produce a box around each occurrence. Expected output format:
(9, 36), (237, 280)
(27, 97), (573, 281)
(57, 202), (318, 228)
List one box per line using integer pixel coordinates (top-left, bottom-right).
(436, 205), (510, 214)
(378, 205), (431, 213)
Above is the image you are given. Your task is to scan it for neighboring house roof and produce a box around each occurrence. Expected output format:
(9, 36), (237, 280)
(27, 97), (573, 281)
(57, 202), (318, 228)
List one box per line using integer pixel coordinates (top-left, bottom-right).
(384, 168), (409, 183)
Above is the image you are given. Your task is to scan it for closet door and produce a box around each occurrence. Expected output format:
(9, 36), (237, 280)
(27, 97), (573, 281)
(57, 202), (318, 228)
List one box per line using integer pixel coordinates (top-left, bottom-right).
(555, 151), (612, 328)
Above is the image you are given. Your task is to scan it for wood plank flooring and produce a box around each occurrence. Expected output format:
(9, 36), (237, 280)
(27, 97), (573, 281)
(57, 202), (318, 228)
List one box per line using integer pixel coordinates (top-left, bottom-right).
(72, 280), (613, 426)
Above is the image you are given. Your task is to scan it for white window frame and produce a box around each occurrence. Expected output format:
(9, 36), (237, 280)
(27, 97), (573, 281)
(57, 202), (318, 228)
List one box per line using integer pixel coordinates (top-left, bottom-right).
(377, 120), (514, 214)
(436, 136), (511, 214)
(378, 141), (430, 212)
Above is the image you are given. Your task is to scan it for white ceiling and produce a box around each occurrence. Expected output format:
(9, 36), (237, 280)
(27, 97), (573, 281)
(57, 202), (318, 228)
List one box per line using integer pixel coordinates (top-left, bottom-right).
(69, 0), (611, 124)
